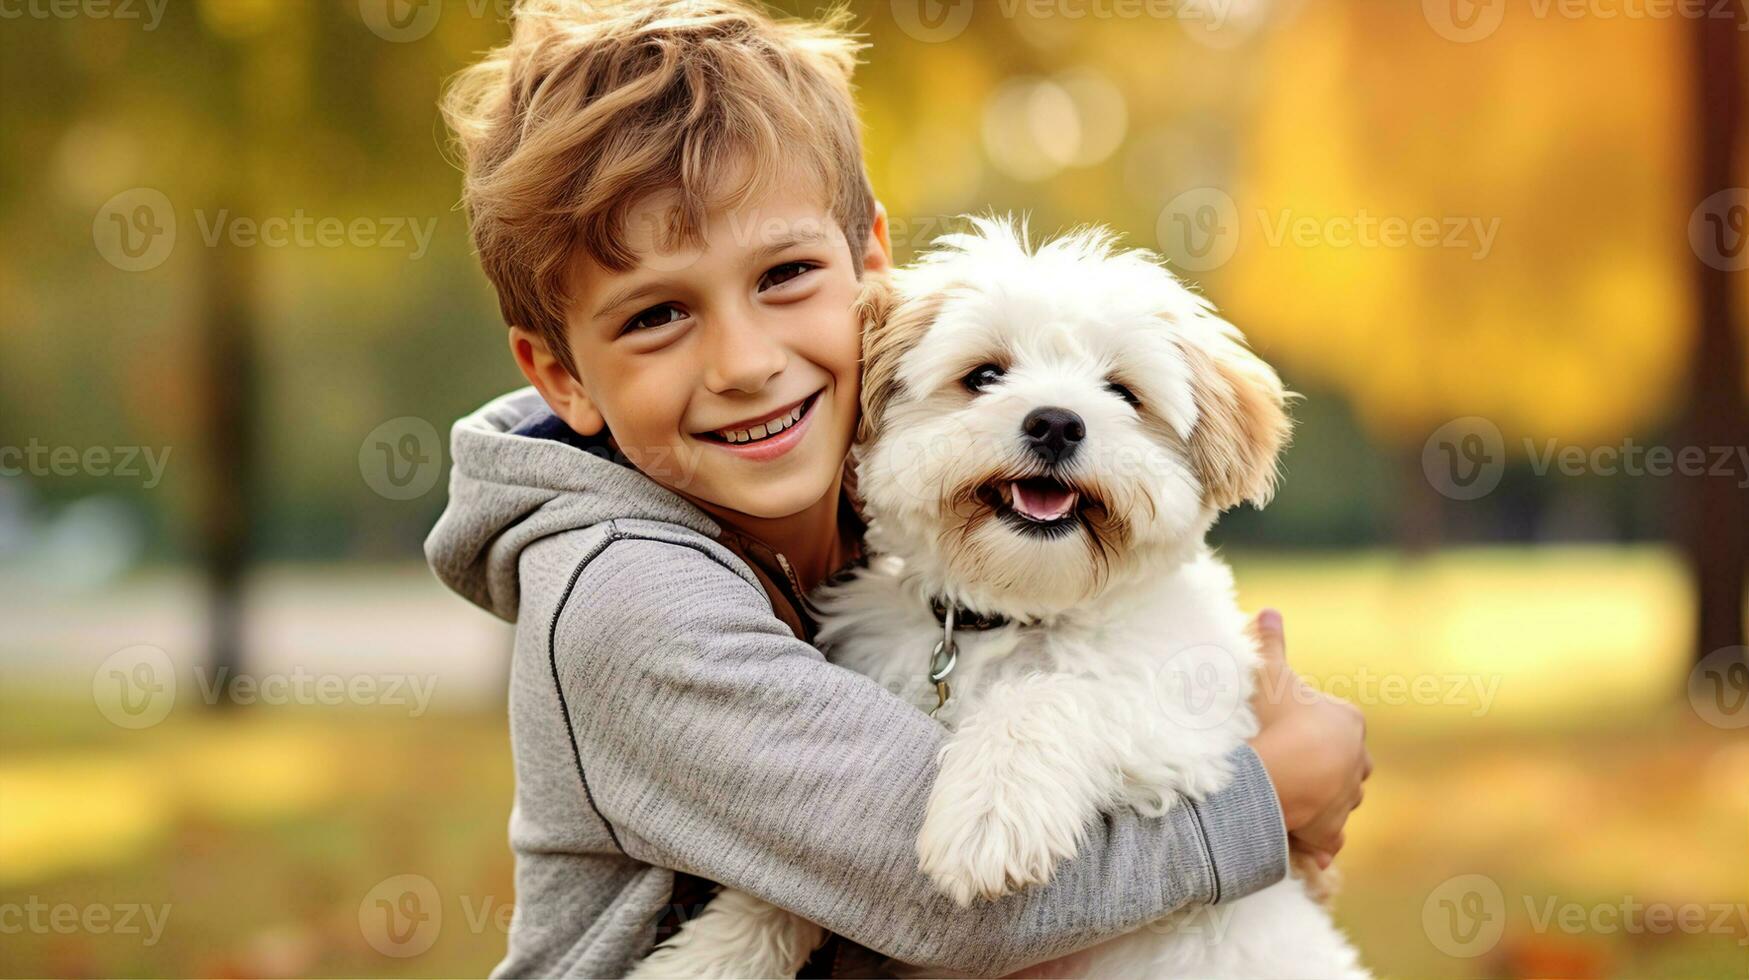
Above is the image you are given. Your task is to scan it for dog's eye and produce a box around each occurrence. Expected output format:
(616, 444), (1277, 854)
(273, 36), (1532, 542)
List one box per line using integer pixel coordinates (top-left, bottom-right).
(963, 363), (1006, 393)
(1105, 380), (1141, 407)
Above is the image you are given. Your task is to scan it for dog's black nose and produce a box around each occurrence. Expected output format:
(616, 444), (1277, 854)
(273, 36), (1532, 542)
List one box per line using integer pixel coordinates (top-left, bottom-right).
(1022, 407), (1085, 464)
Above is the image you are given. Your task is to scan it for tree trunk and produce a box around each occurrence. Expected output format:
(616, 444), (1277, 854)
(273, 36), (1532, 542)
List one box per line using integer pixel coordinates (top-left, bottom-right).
(200, 212), (257, 699)
(1683, 11), (1748, 668)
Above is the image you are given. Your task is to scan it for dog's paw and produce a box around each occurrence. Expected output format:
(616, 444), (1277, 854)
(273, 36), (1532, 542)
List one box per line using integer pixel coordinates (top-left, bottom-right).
(917, 774), (1090, 905)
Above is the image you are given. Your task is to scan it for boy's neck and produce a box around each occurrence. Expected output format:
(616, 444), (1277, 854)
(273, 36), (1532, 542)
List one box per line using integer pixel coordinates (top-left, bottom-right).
(690, 472), (851, 594)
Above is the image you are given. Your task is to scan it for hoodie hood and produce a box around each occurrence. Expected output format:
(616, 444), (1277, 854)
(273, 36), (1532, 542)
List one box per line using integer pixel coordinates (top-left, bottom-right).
(424, 388), (721, 621)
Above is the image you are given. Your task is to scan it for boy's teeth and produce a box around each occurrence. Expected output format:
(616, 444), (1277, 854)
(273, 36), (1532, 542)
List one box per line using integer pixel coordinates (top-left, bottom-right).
(718, 400), (806, 443)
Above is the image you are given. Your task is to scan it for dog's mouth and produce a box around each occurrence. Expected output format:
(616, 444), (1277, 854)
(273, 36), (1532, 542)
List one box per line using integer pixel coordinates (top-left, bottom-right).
(980, 476), (1090, 538)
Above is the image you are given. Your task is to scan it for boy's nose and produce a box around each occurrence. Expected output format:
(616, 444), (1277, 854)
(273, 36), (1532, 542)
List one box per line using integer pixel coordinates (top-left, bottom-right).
(702, 313), (787, 394)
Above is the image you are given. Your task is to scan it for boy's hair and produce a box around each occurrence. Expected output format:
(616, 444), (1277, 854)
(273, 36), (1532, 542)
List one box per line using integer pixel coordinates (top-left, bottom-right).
(443, 0), (877, 374)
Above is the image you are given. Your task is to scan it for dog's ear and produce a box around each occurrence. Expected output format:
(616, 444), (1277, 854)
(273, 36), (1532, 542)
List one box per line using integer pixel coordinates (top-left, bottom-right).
(1180, 324), (1293, 511)
(855, 275), (942, 445)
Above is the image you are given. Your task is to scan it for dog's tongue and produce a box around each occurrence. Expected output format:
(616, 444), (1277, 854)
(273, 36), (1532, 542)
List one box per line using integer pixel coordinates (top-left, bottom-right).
(1011, 480), (1078, 522)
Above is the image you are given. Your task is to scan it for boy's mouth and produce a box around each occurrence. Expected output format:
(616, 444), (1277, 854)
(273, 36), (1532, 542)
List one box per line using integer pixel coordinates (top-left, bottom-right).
(695, 390), (824, 461)
(700, 391), (820, 444)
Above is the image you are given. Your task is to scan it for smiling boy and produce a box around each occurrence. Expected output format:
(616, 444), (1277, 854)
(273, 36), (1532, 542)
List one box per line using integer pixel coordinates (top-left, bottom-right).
(426, 2), (1367, 977)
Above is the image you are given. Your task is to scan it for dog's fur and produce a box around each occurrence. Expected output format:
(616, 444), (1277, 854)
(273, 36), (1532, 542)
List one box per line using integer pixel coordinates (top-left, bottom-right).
(630, 218), (1367, 979)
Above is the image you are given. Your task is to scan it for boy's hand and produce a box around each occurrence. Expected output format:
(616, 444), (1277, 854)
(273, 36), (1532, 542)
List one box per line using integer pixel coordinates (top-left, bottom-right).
(1245, 609), (1370, 869)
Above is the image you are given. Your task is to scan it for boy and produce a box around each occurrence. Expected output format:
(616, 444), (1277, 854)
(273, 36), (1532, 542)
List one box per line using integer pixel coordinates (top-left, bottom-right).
(426, 1), (1369, 976)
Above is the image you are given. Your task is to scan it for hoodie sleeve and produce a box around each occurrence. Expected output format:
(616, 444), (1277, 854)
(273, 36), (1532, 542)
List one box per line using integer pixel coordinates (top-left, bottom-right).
(552, 535), (1288, 977)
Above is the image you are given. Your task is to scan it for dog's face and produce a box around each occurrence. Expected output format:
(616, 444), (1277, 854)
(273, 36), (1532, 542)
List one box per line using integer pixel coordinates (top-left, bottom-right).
(854, 218), (1291, 617)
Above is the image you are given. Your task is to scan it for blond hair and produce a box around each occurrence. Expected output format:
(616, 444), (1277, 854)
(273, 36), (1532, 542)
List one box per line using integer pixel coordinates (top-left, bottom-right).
(443, 0), (877, 373)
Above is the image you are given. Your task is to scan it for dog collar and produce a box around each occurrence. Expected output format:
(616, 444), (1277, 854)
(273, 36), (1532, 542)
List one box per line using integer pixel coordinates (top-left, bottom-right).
(925, 599), (1010, 717)
(928, 598), (1010, 632)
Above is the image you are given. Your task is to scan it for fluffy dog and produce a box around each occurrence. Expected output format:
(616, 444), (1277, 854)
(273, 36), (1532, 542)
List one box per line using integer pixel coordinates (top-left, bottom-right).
(631, 217), (1367, 979)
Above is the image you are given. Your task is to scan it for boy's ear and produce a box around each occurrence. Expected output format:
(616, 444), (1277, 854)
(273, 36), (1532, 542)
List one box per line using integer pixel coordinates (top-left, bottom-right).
(508, 327), (606, 436)
(862, 201), (893, 274)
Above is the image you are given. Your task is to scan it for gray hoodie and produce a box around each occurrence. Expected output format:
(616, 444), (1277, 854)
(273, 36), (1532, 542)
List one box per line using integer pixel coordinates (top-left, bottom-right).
(425, 388), (1289, 978)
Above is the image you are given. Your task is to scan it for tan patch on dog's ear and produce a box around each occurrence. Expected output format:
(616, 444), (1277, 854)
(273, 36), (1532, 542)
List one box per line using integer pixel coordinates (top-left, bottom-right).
(855, 276), (944, 445)
(1182, 331), (1293, 511)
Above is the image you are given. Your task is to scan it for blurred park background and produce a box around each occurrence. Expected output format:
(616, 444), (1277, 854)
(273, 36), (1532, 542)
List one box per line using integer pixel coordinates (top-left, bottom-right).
(2, 0), (1746, 977)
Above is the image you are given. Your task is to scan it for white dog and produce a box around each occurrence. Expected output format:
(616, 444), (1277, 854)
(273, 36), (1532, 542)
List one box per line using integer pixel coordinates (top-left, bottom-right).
(632, 217), (1367, 980)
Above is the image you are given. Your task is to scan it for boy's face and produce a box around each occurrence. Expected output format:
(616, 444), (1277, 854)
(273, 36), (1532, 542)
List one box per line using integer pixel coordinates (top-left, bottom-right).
(514, 185), (889, 522)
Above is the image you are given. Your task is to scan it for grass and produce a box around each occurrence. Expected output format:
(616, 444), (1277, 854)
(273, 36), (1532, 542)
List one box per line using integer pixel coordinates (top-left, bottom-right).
(1, 547), (1744, 978)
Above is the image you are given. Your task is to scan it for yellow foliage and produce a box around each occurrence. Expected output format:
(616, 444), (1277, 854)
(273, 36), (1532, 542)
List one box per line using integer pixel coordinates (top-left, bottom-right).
(1226, 5), (1692, 447)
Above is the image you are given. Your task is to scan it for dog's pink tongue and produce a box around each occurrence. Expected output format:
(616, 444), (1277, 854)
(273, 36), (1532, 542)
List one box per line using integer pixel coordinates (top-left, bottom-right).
(1011, 481), (1078, 522)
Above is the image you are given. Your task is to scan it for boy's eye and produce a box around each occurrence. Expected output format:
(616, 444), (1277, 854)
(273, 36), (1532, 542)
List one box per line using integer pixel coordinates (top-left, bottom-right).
(759, 261), (818, 291)
(963, 363), (1006, 393)
(623, 304), (686, 334)
(1105, 379), (1141, 407)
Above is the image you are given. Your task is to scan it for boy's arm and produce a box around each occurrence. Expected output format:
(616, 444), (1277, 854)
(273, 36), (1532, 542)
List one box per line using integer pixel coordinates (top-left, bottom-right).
(557, 536), (1287, 977)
